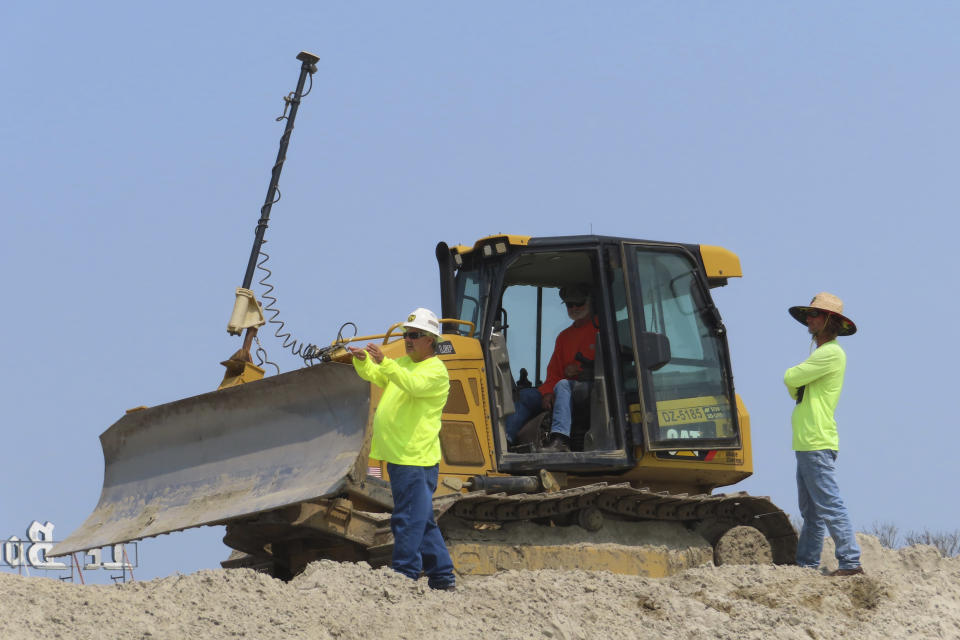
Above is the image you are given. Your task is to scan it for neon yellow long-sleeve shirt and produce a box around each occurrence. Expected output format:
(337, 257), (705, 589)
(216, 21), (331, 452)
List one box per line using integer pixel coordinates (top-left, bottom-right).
(784, 340), (846, 451)
(353, 354), (449, 466)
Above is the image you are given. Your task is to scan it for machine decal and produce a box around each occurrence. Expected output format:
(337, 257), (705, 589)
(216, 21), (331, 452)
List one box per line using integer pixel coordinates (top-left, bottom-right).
(437, 341), (456, 355)
(653, 449), (746, 464)
(659, 404), (727, 426)
(654, 449), (716, 461)
(655, 396), (734, 440)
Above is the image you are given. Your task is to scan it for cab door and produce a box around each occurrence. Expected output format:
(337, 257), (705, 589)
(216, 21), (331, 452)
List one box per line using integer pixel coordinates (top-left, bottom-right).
(486, 242), (633, 472)
(619, 243), (742, 452)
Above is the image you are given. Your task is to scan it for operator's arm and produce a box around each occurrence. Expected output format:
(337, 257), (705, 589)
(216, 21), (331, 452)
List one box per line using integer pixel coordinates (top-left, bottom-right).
(378, 358), (448, 397)
(352, 351), (389, 388)
(784, 346), (841, 392)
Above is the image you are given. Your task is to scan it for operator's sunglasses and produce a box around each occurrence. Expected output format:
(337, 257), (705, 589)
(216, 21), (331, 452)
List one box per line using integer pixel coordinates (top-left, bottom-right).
(564, 300), (586, 309)
(403, 331), (427, 339)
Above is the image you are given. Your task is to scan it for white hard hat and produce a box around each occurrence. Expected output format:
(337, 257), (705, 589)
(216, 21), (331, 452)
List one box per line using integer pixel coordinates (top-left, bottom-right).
(403, 307), (442, 337)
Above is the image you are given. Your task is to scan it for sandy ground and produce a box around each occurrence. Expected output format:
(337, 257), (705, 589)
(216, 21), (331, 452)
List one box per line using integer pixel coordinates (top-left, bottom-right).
(1, 533), (958, 640)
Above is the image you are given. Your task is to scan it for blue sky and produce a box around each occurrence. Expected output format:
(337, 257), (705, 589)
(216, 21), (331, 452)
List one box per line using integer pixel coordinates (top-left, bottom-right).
(2, 2), (956, 582)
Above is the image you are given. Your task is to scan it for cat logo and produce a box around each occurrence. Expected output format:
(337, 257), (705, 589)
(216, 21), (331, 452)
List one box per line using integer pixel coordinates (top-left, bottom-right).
(408, 314), (416, 322)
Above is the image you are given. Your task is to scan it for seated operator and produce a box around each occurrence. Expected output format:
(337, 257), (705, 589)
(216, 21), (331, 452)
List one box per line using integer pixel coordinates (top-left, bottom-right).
(505, 284), (598, 453)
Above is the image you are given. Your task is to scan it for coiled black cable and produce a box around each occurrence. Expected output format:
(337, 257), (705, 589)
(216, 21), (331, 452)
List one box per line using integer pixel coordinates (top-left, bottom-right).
(255, 244), (359, 369)
(256, 244), (321, 364)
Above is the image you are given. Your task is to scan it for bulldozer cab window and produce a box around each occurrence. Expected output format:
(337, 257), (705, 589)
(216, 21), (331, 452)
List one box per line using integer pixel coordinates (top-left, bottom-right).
(501, 285), (573, 387)
(450, 245), (629, 470)
(453, 267), (487, 336)
(622, 246), (741, 451)
(494, 249), (622, 456)
(499, 250), (596, 387)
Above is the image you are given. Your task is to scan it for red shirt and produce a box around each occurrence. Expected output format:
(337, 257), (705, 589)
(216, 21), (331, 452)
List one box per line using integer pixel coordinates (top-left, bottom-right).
(538, 319), (598, 396)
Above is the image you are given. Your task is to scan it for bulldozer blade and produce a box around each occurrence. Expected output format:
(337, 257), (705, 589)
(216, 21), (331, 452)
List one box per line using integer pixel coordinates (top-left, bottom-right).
(50, 362), (370, 557)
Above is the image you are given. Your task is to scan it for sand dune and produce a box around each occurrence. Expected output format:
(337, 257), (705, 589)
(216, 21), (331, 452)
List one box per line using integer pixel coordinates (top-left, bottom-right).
(2, 534), (957, 640)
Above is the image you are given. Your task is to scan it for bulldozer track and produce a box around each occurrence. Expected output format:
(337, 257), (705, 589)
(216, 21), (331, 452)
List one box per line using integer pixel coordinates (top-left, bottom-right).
(445, 483), (797, 565)
(220, 481), (797, 576)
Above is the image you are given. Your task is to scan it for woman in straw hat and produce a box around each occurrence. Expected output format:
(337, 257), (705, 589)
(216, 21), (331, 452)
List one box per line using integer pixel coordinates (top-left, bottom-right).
(784, 292), (864, 576)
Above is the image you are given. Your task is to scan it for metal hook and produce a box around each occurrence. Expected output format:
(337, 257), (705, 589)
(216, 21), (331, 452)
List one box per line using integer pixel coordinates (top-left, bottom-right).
(276, 92), (296, 122)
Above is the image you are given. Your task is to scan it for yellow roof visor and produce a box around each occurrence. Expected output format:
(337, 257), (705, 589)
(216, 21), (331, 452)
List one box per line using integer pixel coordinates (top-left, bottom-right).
(699, 245), (742, 286)
(452, 234), (532, 256)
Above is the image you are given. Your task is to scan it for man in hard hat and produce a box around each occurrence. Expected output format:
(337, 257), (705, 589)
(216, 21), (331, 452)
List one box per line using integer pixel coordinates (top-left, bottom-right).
(784, 292), (863, 577)
(348, 307), (456, 591)
(505, 284), (598, 453)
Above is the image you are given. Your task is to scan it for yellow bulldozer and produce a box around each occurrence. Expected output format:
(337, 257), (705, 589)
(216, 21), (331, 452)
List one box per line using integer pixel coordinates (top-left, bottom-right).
(52, 233), (796, 579)
(51, 53), (796, 580)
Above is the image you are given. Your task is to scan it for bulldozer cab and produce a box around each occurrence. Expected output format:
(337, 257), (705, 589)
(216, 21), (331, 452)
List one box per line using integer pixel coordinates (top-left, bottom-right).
(438, 235), (742, 475)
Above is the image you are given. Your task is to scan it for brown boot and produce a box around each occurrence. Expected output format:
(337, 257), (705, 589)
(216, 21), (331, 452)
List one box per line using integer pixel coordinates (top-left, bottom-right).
(541, 433), (570, 453)
(829, 567), (864, 577)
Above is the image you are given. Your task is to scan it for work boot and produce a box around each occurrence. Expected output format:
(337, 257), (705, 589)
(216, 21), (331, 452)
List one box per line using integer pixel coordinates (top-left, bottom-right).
(829, 567), (865, 577)
(541, 433), (570, 453)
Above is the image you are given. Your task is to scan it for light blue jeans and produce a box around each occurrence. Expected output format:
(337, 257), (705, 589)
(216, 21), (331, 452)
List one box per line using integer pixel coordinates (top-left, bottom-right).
(795, 450), (861, 570)
(504, 381), (578, 444)
(550, 379), (574, 437)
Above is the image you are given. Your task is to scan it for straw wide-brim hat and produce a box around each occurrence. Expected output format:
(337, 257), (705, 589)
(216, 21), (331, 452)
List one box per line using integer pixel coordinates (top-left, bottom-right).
(788, 292), (857, 336)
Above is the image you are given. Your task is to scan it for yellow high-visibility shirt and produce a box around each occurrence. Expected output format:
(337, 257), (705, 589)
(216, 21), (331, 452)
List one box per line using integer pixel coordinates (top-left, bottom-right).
(353, 354), (449, 466)
(784, 340), (846, 451)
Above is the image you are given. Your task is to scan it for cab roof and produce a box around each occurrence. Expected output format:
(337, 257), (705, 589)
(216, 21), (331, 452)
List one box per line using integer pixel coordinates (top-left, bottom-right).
(446, 234), (741, 285)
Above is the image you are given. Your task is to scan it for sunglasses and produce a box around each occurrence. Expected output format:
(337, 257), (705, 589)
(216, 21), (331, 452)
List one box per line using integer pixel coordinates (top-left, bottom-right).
(564, 301), (586, 308)
(403, 331), (427, 339)
(806, 310), (821, 318)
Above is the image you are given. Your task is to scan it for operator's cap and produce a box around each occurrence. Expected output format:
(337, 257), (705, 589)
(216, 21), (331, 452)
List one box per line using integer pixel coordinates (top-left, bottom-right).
(403, 307), (442, 337)
(788, 292), (857, 336)
(559, 284), (591, 305)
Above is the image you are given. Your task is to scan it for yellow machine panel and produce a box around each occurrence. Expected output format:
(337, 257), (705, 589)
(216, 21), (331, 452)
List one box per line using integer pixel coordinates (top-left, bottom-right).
(367, 335), (499, 492)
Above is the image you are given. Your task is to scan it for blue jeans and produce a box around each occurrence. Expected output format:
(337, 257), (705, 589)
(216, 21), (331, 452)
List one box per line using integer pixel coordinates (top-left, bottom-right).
(386, 463), (455, 589)
(550, 379), (574, 437)
(505, 387), (543, 444)
(795, 450), (861, 569)
(504, 382), (581, 444)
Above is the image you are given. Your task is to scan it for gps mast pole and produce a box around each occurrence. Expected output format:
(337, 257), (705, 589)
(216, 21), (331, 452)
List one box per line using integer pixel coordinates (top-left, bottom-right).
(222, 51), (319, 387)
(241, 51), (319, 290)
